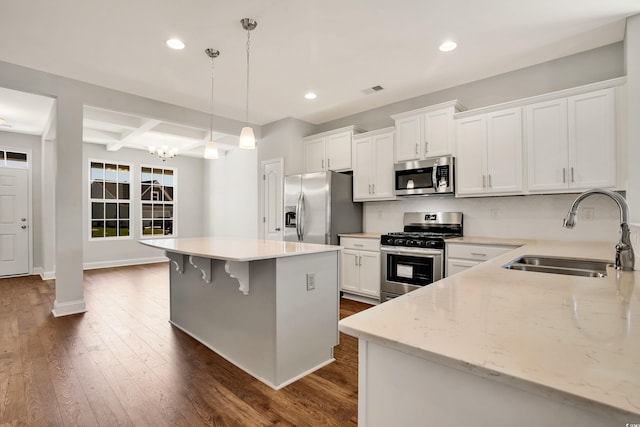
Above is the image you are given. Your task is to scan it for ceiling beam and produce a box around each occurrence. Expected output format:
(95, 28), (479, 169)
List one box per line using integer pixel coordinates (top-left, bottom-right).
(107, 119), (161, 151)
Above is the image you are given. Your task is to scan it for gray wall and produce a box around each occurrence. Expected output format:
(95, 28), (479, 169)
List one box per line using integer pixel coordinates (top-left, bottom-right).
(314, 42), (625, 133)
(626, 17), (640, 222)
(82, 143), (204, 268)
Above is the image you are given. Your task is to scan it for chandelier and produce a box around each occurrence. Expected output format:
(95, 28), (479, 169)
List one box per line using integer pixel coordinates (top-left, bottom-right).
(149, 145), (177, 161)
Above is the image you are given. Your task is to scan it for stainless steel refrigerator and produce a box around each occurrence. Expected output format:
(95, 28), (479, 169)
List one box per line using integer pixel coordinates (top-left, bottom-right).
(284, 171), (362, 245)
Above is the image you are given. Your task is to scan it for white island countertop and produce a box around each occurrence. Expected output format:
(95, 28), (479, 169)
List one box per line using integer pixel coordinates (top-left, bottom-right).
(339, 240), (640, 419)
(140, 237), (341, 261)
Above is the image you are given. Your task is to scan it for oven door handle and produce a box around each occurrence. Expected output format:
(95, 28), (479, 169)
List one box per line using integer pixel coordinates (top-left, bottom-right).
(380, 246), (443, 257)
(432, 163), (438, 190)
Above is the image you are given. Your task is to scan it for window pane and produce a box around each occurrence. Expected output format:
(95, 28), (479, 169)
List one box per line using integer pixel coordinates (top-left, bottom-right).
(91, 202), (104, 220)
(119, 203), (129, 219)
(153, 220), (164, 235)
(91, 221), (105, 238)
(6, 152), (28, 168)
(105, 203), (117, 219)
(90, 162), (104, 180)
(105, 221), (117, 237)
(163, 205), (173, 219)
(105, 182), (117, 199)
(164, 220), (173, 236)
(0, 151), (5, 163)
(141, 183), (151, 200)
(165, 187), (174, 202)
(164, 169), (174, 186)
(153, 205), (163, 218)
(152, 185), (162, 201)
(153, 168), (163, 186)
(119, 220), (130, 237)
(118, 165), (130, 183)
(119, 183), (130, 200)
(141, 167), (152, 183)
(142, 219), (153, 235)
(105, 163), (117, 182)
(142, 203), (153, 219)
(90, 181), (104, 199)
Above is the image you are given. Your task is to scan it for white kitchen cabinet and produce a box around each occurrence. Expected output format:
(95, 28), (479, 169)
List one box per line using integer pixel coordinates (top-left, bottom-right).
(340, 236), (381, 299)
(353, 128), (395, 201)
(392, 100), (464, 162)
(526, 88), (616, 192)
(303, 126), (362, 173)
(445, 242), (517, 277)
(455, 107), (523, 196)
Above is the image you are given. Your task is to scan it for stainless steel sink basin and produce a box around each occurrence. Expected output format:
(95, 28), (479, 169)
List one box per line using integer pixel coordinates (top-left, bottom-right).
(502, 255), (613, 278)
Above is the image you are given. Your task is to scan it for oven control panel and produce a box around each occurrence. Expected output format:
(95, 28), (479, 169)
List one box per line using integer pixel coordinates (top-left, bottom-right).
(380, 235), (445, 249)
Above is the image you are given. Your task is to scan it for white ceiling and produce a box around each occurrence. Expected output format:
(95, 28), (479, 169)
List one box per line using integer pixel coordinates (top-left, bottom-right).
(0, 87), (54, 135)
(0, 0), (639, 140)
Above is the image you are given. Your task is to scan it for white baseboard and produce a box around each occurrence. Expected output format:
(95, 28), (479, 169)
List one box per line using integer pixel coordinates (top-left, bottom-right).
(341, 292), (379, 305)
(83, 256), (168, 270)
(52, 299), (87, 317)
(33, 267), (56, 280)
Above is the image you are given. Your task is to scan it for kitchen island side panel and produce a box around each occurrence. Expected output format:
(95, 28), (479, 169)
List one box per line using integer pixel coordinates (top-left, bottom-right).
(275, 251), (339, 385)
(169, 257), (278, 385)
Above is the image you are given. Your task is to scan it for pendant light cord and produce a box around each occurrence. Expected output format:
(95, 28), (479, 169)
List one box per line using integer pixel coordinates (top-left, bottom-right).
(210, 57), (215, 140)
(245, 29), (251, 125)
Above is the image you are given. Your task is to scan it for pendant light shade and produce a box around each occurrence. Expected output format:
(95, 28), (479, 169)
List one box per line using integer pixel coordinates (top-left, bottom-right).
(205, 48), (220, 159)
(240, 18), (257, 150)
(239, 126), (256, 149)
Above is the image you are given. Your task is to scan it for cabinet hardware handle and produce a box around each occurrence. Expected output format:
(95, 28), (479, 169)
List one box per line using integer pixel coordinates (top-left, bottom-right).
(482, 175), (486, 189)
(562, 168), (566, 183)
(321, 159), (324, 170)
(372, 184), (375, 194)
(354, 244), (364, 247)
(21, 225), (27, 229)
(275, 227), (281, 231)
(359, 256), (362, 266)
(571, 167), (575, 183)
(488, 174), (492, 189)
(328, 158), (331, 168)
(368, 184), (372, 194)
(415, 143), (419, 154)
(470, 252), (487, 257)
(425, 141), (429, 154)
(21, 218), (26, 221)
(355, 256), (358, 266)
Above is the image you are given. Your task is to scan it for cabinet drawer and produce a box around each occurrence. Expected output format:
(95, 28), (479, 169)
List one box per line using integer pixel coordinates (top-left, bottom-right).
(340, 237), (380, 252)
(447, 243), (515, 261)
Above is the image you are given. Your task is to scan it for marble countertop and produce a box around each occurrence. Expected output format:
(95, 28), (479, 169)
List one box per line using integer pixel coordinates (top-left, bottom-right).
(339, 240), (640, 418)
(140, 237), (341, 261)
(338, 233), (382, 239)
(446, 236), (529, 246)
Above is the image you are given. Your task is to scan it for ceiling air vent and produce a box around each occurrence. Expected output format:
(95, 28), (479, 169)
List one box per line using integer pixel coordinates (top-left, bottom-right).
(362, 85), (384, 95)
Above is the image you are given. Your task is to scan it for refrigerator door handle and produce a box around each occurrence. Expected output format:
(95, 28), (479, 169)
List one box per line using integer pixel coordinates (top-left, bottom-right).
(295, 192), (302, 241)
(299, 193), (305, 241)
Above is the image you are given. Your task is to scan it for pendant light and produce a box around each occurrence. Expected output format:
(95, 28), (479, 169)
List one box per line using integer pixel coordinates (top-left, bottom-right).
(239, 18), (257, 150)
(204, 48), (220, 159)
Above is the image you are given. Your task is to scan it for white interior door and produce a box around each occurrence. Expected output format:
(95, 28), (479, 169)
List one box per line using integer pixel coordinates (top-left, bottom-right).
(0, 168), (29, 276)
(262, 158), (283, 241)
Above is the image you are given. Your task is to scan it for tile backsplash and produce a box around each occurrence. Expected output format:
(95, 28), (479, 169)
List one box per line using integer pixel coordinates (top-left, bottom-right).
(364, 193), (624, 245)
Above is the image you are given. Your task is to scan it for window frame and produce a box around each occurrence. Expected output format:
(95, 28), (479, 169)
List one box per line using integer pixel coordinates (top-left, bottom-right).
(139, 163), (177, 239)
(88, 159), (134, 241)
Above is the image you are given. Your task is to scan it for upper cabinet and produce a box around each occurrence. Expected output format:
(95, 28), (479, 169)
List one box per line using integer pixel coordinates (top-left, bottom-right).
(526, 87), (617, 192)
(352, 128), (396, 201)
(391, 101), (465, 162)
(456, 108), (523, 196)
(303, 126), (363, 173)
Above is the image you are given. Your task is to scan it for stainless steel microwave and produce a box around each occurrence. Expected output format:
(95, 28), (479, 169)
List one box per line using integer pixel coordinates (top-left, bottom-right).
(394, 155), (455, 196)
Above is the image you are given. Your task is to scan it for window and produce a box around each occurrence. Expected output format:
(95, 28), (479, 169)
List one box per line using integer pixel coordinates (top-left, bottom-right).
(141, 166), (175, 237)
(90, 161), (131, 238)
(0, 150), (29, 169)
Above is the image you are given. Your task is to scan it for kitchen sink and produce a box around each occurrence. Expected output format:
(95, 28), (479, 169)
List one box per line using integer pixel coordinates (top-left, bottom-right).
(502, 255), (613, 278)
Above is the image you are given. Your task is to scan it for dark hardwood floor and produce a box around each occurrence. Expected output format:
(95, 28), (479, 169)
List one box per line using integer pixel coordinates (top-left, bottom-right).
(0, 263), (372, 426)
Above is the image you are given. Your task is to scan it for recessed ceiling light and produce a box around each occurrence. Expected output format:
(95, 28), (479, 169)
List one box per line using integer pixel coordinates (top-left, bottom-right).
(167, 38), (185, 50)
(439, 41), (457, 52)
(304, 92), (317, 100)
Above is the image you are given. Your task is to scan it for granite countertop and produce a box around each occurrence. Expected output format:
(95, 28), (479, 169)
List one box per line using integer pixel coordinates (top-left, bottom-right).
(339, 240), (640, 419)
(140, 237), (341, 261)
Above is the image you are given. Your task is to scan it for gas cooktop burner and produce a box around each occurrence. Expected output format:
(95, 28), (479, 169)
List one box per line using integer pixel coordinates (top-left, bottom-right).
(387, 232), (459, 239)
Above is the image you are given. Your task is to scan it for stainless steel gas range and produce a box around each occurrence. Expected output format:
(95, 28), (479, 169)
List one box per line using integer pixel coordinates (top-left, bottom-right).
(380, 212), (463, 302)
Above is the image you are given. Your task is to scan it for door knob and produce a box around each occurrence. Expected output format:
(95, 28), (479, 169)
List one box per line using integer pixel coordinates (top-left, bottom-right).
(21, 225), (27, 229)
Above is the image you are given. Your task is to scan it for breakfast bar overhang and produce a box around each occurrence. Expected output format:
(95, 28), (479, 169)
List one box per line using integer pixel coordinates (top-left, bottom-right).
(141, 237), (341, 389)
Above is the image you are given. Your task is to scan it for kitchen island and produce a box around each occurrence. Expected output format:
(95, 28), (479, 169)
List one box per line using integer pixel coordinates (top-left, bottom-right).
(339, 240), (640, 426)
(141, 237), (341, 389)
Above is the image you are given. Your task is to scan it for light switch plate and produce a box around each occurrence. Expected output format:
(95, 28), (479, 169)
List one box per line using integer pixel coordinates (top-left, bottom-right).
(306, 273), (315, 291)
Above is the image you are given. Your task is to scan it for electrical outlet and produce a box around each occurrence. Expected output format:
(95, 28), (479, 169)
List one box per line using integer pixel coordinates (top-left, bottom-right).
(306, 273), (315, 291)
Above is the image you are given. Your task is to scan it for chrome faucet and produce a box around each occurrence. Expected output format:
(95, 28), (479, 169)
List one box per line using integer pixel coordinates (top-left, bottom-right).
(563, 189), (635, 271)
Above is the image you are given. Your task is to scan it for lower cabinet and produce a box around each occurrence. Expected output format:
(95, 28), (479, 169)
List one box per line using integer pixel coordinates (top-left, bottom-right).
(446, 243), (517, 277)
(340, 237), (381, 299)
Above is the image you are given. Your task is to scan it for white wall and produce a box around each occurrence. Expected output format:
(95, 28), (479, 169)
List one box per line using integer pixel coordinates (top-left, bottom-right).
(626, 15), (640, 223)
(82, 143), (204, 268)
(204, 148), (258, 238)
(364, 194), (621, 244)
